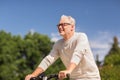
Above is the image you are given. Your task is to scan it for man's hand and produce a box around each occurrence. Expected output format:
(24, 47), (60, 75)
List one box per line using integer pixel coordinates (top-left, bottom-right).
(25, 67), (44, 80)
(25, 74), (35, 80)
(59, 70), (71, 80)
(59, 62), (77, 80)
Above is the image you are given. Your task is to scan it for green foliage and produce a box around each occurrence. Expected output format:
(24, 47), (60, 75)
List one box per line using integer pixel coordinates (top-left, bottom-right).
(0, 30), (54, 80)
(104, 36), (120, 66)
(100, 36), (120, 80)
(100, 65), (120, 80)
(104, 54), (120, 66)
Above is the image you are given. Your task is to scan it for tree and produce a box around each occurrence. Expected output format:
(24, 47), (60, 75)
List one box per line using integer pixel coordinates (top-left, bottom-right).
(104, 36), (120, 66)
(96, 54), (101, 67)
(0, 30), (22, 80)
(0, 30), (65, 80)
(100, 36), (120, 80)
(0, 30), (52, 80)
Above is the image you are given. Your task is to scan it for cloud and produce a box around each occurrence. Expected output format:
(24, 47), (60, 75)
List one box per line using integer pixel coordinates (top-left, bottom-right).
(90, 31), (112, 49)
(50, 32), (61, 42)
(90, 41), (110, 49)
(30, 29), (35, 34)
(90, 31), (120, 61)
(27, 28), (35, 35)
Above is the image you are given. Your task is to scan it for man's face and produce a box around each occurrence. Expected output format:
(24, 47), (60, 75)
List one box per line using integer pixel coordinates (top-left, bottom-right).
(57, 17), (73, 36)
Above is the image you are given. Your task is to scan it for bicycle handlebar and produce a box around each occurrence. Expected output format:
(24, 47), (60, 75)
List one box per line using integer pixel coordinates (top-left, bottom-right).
(30, 72), (70, 80)
(30, 72), (45, 80)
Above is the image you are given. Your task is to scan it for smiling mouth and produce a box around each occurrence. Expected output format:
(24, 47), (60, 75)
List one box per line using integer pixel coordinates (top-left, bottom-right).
(59, 28), (64, 32)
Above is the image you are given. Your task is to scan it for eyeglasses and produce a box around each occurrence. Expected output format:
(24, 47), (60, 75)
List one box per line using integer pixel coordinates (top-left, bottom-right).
(57, 23), (71, 27)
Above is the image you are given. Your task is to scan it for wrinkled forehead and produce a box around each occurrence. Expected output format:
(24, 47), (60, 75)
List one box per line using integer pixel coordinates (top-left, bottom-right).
(59, 17), (71, 24)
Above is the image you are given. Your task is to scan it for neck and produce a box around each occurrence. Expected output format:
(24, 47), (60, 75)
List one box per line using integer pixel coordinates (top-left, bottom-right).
(63, 32), (74, 41)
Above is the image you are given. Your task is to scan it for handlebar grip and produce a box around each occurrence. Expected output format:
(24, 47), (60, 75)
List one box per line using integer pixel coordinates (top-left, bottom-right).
(47, 74), (58, 79)
(30, 72), (45, 80)
(66, 74), (70, 80)
(30, 77), (36, 80)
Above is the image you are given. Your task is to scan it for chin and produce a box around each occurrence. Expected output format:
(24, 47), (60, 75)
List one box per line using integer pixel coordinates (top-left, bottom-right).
(59, 32), (65, 36)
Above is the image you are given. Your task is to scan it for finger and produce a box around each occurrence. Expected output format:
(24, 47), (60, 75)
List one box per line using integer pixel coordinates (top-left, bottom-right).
(59, 73), (66, 79)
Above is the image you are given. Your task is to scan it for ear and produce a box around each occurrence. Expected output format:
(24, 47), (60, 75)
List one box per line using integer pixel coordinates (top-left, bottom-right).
(71, 25), (74, 31)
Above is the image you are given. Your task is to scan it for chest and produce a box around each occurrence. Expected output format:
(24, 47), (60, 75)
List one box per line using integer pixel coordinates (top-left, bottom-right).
(58, 40), (77, 56)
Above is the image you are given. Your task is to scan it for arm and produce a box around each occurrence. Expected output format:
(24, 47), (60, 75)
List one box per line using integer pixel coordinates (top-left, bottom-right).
(38, 42), (59, 71)
(25, 42), (59, 80)
(25, 55), (58, 80)
(67, 62), (77, 73)
(31, 67), (44, 77)
(25, 67), (44, 80)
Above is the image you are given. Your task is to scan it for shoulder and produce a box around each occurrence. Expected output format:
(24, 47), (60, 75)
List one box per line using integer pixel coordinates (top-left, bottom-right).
(53, 38), (63, 47)
(75, 32), (88, 40)
(75, 32), (87, 36)
(56, 38), (63, 44)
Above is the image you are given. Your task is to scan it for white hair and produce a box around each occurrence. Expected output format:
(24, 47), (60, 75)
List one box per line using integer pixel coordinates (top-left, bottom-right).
(61, 15), (76, 26)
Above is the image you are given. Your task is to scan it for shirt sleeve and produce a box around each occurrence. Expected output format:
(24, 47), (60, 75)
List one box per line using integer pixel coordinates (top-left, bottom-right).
(71, 33), (89, 65)
(38, 42), (59, 71)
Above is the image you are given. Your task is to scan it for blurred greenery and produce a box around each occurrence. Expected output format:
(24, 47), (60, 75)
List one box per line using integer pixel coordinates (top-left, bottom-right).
(0, 30), (120, 80)
(0, 30), (57, 80)
(99, 36), (120, 80)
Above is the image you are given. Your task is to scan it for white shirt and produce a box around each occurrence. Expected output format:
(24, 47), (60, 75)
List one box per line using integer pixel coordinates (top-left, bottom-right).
(38, 32), (101, 80)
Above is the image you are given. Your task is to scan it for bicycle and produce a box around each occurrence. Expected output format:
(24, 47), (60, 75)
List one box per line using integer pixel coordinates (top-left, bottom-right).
(30, 72), (70, 80)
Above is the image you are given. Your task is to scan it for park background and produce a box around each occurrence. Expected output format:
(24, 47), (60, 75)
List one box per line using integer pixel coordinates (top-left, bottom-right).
(0, 0), (120, 80)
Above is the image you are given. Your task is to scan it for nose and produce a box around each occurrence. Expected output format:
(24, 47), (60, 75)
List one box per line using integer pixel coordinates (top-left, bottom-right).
(58, 25), (62, 29)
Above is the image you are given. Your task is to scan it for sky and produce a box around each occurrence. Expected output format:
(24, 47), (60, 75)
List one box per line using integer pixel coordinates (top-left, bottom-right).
(0, 0), (120, 61)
